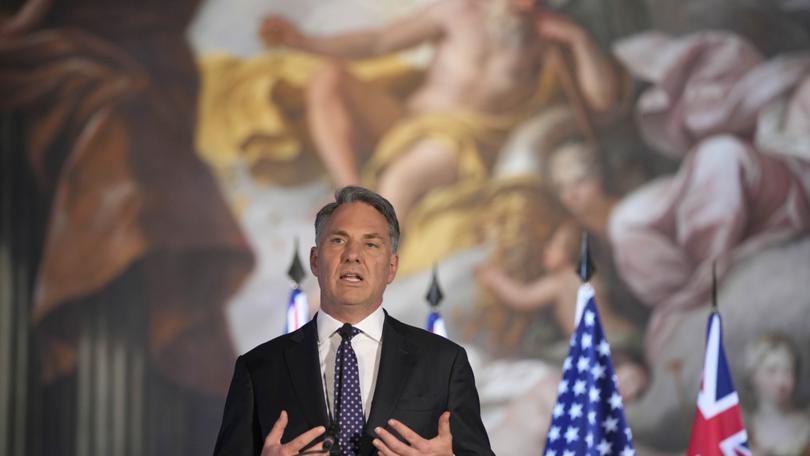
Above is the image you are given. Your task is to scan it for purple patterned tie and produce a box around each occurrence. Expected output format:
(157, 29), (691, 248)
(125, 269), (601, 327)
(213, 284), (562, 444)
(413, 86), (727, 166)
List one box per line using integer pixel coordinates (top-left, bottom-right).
(335, 324), (364, 455)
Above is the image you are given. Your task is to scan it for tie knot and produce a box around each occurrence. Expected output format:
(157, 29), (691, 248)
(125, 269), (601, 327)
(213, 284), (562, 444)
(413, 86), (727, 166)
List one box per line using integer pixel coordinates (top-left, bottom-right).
(337, 323), (360, 341)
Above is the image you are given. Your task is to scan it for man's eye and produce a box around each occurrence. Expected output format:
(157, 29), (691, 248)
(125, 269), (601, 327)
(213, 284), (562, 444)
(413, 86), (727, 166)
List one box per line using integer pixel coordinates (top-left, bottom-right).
(366, 242), (379, 248)
(330, 238), (344, 244)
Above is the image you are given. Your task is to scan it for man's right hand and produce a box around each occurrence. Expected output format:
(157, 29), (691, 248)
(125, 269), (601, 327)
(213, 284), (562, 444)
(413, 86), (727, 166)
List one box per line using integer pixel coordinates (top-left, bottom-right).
(259, 16), (306, 49)
(261, 410), (325, 456)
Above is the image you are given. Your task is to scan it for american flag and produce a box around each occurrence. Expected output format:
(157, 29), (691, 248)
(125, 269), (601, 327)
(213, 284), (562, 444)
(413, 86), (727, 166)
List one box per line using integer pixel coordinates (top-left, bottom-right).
(426, 310), (448, 338)
(285, 287), (309, 334)
(543, 283), (635, 456)
(686, 312), (750, 456)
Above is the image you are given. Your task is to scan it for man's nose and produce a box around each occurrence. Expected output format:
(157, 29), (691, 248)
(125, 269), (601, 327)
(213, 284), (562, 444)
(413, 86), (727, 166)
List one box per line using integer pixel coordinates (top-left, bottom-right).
(342, 241), (361, 262)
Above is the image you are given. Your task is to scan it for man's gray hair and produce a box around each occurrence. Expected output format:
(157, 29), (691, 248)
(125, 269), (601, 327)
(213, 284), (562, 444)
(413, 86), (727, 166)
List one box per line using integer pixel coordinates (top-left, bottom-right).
(314, 186), (400, 253)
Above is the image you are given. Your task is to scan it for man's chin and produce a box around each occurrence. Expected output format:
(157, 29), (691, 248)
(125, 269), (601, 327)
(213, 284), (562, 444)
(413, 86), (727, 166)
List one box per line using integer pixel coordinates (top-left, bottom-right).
(332, 293), (373, 309)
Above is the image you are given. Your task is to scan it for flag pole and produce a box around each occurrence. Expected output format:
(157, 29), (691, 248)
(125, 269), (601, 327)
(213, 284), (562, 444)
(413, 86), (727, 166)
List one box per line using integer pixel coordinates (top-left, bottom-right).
(425, 263), (444, 309)
(287, 237), (305, 289)
(711, 260), (718, 312)
(573, 230), (596, 325)
(285, 237), (308, 333)
(425, 263), (448, 338)
(576, 230), (596, 283)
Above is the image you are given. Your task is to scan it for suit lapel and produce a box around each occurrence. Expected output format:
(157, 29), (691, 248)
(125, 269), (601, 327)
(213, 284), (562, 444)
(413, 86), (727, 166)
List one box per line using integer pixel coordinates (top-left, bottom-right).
(365, 314), (415, 433)
(284, 319), (329, 428)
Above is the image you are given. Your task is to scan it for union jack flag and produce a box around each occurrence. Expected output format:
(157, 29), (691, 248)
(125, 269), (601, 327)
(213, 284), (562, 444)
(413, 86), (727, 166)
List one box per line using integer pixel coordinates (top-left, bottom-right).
(687, 312), (750, 456)
(285, 287), (309, 334)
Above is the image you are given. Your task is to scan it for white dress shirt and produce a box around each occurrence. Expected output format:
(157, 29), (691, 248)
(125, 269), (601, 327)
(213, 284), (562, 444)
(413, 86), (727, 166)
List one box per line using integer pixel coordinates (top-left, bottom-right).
(317, 307), (384, 421)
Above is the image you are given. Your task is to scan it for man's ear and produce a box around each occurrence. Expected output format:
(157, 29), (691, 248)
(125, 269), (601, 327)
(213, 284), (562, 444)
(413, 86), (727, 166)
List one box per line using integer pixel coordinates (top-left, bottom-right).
(310, 246), (319, 275)
(387, 254), (399, 284)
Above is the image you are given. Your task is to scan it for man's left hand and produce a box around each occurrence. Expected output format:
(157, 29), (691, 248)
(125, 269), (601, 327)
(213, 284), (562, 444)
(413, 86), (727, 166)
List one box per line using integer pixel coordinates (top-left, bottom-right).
(373, 411), (452, 456)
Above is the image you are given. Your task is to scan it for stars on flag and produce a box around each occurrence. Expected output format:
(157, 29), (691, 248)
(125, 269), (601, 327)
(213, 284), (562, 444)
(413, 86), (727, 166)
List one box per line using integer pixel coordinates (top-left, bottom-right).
(609, 392), (623, 410)
(597, 439), (611, 456)
(584, 310), (595, 326)
(582, 333), (593, 348)
(603, 416), (619, 433)
(569, 403), (584, 420)
(573, 380), (587, 396)
(589, 386), (601, 403)
(598, 340), (611, 357)
(591, 363), (606, 380)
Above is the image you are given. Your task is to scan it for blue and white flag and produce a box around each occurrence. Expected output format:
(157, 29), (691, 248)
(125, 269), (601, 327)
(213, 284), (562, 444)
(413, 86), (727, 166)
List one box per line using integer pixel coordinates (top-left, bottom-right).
(285, 288), (309, 334)
(426, 310), (448, 338)
(543, 283), (635, 456)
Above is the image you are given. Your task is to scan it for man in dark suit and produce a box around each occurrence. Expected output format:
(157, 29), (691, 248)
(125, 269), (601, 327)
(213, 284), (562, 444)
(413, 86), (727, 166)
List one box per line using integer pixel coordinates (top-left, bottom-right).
(213, 186), (493, 455)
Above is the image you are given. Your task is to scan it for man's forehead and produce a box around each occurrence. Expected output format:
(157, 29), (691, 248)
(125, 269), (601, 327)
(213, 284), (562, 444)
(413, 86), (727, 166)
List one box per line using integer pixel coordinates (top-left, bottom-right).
(323, 203), (390, 236)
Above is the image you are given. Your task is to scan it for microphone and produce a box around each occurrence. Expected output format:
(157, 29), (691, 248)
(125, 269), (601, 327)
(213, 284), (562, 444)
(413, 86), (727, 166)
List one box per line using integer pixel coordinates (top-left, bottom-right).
(322, 371), (341, 456)
(297, 373), (340, 455)
(321, 424), (340, 455)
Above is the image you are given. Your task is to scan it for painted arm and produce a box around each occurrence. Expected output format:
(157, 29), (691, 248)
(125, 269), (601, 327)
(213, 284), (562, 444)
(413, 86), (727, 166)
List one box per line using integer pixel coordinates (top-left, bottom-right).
(536, 12), (618, 113)
(477, 265), (561, 311)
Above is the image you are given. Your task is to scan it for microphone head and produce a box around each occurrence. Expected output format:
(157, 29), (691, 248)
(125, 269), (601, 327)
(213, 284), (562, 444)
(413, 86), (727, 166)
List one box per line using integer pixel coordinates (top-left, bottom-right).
(322, 434), (339, 455)
(323, 422), (340, 455)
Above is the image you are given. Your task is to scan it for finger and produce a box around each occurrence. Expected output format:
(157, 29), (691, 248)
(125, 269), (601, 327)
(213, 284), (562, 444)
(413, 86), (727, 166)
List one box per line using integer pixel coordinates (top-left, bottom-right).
(265, 410), (288, 446)
(372, 437), (400, 456)
(284, 425), (327, 452)
(387, 419), (425, 446)
(437, 411), (451, 437)
(375, 425), (416, 454)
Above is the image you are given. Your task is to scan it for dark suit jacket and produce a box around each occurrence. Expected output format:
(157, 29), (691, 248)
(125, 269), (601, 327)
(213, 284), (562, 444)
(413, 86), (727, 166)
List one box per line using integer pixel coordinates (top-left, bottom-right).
(213, 312), (493, 455)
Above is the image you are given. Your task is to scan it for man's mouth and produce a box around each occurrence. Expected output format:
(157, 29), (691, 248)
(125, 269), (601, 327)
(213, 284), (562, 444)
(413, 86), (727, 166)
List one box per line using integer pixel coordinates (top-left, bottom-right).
(340, 272), (364, 283)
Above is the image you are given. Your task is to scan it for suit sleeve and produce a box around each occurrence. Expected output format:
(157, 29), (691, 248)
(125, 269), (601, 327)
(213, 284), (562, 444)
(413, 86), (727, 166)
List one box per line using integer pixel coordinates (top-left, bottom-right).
(213, 356), (263, 456)
(448, 347), (495, 456)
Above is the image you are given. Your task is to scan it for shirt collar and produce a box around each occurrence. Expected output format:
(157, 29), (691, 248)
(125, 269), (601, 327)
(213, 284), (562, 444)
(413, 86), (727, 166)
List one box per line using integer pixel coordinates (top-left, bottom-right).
(317, 305), (385, 343)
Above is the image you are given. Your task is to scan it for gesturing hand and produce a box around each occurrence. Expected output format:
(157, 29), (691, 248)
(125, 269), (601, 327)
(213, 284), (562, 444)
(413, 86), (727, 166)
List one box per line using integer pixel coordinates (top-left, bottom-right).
(373, 411), (453, 456)
(261, 411), (325, 456)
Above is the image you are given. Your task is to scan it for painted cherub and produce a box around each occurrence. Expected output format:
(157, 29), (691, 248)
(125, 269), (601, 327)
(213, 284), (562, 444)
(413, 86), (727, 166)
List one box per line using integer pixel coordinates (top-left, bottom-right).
(745, 333), (810, 456)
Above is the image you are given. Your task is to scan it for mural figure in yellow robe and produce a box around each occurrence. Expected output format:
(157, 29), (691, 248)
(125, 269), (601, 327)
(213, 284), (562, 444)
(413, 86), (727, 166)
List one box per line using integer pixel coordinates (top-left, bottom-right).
(260, 0), (619, 224)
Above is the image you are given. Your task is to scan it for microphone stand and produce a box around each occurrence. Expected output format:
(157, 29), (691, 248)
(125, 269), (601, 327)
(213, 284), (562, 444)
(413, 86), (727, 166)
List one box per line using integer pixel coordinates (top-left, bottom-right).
(297, 371), (342, 455)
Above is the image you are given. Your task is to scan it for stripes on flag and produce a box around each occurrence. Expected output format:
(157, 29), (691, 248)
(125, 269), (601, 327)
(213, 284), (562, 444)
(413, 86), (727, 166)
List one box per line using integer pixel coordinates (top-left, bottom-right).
(543, 283), (635, 456)
(285, 288), (309, 334)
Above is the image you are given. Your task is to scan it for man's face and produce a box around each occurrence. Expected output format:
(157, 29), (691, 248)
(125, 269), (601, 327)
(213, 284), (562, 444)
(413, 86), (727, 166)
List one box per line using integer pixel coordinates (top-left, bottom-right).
(310, 202), (399, 321)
